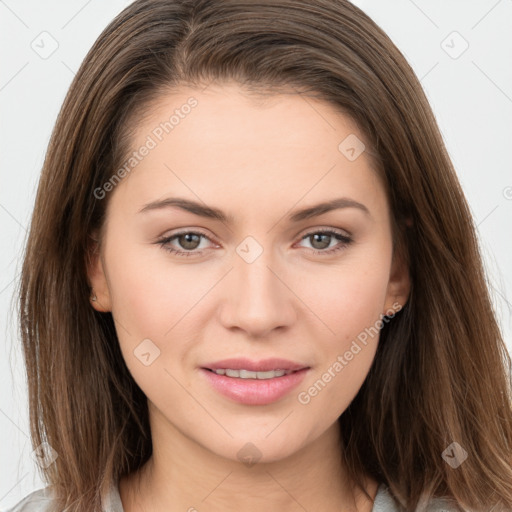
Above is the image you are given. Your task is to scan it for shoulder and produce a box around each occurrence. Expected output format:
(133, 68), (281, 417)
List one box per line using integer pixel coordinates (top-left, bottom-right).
(3, 487), (54, 512)
(373, 483), (460, 511)
(3, 480), (123, 512)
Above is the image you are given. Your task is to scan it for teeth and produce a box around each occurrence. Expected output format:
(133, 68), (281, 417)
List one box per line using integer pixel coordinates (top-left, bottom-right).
(213, 368), (293, 379)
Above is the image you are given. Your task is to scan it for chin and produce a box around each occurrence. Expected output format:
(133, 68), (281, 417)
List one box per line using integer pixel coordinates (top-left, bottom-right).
(207, 434), (306, 467)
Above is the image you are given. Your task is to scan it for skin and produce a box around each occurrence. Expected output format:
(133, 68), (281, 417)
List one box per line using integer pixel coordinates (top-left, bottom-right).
(88, 82), (410, 512)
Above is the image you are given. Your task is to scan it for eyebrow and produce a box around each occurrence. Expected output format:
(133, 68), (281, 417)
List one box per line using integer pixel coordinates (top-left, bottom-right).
(138, 196), (370, 223)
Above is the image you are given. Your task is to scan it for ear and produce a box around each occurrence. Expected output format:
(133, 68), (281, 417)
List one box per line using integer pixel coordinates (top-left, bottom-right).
(86, 231), (112, 312)
(382, 242), (410, 316)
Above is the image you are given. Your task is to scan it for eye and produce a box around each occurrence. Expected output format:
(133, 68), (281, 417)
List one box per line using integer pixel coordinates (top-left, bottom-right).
(155, 228), (353, 258)
(296, 229), (353, 255)
(156, 230), (217, 257)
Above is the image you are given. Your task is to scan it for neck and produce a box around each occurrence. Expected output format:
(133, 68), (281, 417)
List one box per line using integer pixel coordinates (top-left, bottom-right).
(119, 404), (378, 512)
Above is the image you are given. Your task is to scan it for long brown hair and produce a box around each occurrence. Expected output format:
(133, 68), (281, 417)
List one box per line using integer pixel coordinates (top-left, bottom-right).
(17, 1), (512, 510)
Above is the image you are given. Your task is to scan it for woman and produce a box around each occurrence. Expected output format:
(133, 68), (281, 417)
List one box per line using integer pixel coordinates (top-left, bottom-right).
(10, 0), (512, 511)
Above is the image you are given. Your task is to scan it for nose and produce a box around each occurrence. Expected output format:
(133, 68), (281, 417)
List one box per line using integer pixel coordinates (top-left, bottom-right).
(218, 247), (297, 338)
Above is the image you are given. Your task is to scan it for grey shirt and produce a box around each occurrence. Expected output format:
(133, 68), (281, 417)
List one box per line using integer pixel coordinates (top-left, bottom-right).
(4, 481), (458, 511)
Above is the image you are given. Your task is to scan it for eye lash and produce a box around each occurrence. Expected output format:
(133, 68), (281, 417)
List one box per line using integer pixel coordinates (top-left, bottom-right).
(299, 229), (353, 256)
(156, 230), (212, 257)
(155, 228), (353, 257)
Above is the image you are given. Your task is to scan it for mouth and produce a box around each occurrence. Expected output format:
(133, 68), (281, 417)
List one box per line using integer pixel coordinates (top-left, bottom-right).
(202, 368), (305, 379)
(201, 357), (309, 374)
(199, 359), (310, 405)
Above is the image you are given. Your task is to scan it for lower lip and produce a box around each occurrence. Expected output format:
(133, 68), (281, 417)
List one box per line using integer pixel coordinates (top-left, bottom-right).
(200, 368), (309, 405)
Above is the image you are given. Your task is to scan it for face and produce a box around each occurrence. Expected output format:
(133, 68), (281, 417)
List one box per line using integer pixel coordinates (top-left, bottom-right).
(88, 82), (409, 464)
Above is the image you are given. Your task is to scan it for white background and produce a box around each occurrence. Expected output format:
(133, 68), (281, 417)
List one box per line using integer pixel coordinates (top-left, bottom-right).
(1, 0), (511, 508)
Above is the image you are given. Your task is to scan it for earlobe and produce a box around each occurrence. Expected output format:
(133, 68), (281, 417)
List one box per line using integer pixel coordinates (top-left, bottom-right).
(86, 233), (111, 312)
(383, 245), (411, 316)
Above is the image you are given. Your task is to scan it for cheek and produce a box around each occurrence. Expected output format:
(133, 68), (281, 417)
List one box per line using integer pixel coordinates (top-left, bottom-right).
(105, 236), (206, 340)
(104, 235), (218, 390)
(297, 337), (378, 434)
(294, 274), (385, 426)
(294, 256), (391, 343)
(291, 251), (390, 415)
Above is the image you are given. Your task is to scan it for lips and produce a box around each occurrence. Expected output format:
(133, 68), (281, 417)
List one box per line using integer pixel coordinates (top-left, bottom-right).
(201, 357), (309, 373)
(200, 366), (310, 405)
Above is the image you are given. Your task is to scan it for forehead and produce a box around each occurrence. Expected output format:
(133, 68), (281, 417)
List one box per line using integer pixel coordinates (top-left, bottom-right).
(108, 82), (385, 218)
(130, 81), (367, 162)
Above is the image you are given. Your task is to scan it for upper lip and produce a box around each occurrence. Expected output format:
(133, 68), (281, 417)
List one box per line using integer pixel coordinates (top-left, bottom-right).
(202, 358), (309, 372)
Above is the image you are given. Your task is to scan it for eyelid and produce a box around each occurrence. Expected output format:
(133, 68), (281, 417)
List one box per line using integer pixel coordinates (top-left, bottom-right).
(294, 227), (353, 254)
(158, 227), (218, 244)
(156, 225), (353, 257)
(157, 225), (351, 244)
(297, 225), (352, 239)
